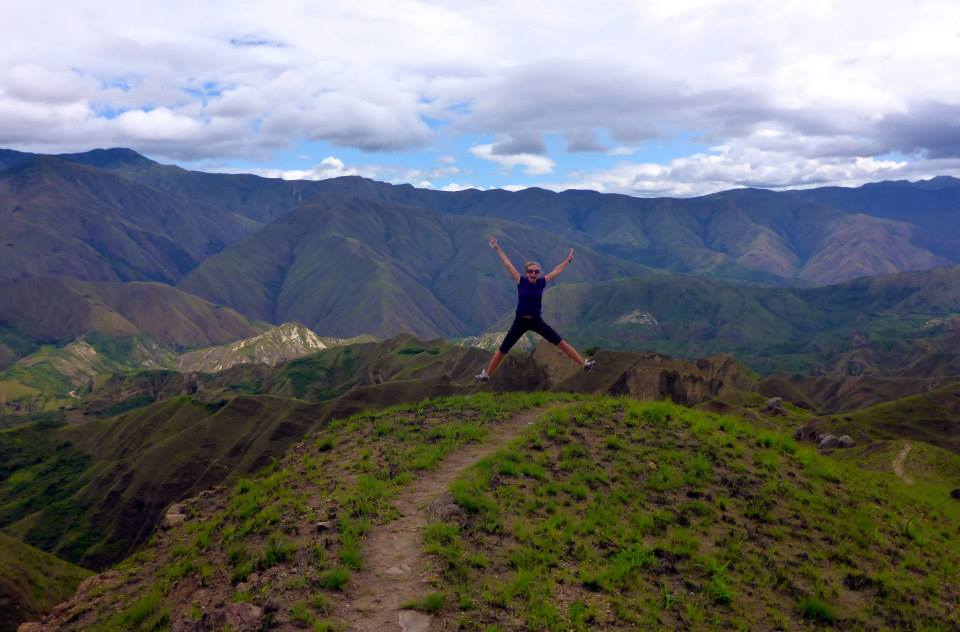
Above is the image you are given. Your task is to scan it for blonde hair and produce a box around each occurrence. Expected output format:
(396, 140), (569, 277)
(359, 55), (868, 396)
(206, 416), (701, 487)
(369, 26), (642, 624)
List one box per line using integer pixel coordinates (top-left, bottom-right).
(524, 261), (541, 272)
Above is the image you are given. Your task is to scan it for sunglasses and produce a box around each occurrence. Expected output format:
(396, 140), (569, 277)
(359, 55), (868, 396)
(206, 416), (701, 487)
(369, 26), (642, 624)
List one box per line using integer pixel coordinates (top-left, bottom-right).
(526, 269), (541, 274)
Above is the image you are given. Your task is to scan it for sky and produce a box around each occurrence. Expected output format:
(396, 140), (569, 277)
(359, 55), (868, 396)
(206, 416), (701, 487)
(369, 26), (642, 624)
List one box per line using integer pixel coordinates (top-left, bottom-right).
(2, 0), (960, 196)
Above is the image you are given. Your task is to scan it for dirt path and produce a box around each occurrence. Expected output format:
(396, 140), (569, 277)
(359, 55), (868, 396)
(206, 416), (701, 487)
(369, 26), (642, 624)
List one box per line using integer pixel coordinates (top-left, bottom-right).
(332, 406), (553, 632)
(892, 443), (913, 484)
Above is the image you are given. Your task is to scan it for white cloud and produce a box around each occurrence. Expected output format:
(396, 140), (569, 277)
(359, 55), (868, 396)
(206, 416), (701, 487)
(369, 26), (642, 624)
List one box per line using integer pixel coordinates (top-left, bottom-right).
(440, 182), (482, 191)
(219, 154), (463, 185)
(4, 64), (96, 104)
(471, 143), (555, 175)
(523, 143), (960, 197)
(0, 0), (958, 193)
(226, 156), (361, 180)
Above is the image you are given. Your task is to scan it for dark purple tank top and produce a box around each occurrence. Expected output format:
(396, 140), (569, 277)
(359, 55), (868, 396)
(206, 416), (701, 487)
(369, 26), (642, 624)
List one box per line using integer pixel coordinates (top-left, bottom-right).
(516, 276), (545, 317)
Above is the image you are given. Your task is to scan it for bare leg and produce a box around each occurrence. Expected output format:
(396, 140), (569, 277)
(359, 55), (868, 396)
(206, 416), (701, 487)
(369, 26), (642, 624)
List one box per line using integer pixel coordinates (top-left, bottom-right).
(556, 340), (587, 366)
(485, 350), (508, 375)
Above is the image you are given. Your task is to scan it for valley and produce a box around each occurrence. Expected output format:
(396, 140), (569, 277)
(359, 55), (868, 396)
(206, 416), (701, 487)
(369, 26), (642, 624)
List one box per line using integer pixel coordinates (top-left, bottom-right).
(1, 149), (959, 631)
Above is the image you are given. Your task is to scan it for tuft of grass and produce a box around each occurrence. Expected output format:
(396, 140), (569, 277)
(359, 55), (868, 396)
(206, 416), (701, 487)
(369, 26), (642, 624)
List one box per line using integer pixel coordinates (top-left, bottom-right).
(403, 591), (446, 614)
(320, 566), (350, 591)
(798, 596), (835, 623)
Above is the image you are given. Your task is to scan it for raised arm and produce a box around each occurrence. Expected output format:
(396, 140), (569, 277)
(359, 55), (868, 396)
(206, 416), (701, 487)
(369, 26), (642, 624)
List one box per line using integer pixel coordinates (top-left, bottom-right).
(545, 248), (574, 282)
(489, 236), (520, 283)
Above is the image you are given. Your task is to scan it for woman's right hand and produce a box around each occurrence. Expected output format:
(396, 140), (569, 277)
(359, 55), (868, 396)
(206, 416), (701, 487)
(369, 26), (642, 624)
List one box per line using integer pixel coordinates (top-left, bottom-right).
(489, 236), (499, 250)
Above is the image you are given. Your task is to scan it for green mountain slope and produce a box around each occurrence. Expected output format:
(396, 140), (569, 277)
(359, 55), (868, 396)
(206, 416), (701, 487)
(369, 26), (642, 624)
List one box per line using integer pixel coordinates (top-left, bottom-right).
(0, 157), (250, 283)
(0, 533), (91, 632)
(56, 147), (325, 224)
(538, 265), (960, 374)
(756, 373), (958, 414)
(24, 395), (959, 630)
(0, 336), (755, 570)
(0, 277), (262, 348)
(306, 176), (955, 285)
(0, 278), (263, 413)
(0, 335), (175, 415)
(83, 334), (754, 420)
(8, 147), (957, 286)
(179, 194), (648, 337)
(835, 380), (960, 453)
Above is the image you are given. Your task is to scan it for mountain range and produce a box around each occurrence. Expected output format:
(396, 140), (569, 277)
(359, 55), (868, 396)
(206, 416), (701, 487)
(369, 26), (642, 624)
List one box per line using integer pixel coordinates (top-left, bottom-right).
(1, 146), (959, 631)
(0, 146), (957, 391)
(3, 148), (960, 291)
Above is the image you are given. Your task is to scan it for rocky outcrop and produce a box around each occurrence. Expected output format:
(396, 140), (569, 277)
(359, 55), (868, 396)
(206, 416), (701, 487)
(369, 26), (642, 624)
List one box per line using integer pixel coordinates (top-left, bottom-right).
(764, 397), (786, 415)
(175, 322), (331, 373)
(519, 344), (754, 405)
(793, 421), (856, 451)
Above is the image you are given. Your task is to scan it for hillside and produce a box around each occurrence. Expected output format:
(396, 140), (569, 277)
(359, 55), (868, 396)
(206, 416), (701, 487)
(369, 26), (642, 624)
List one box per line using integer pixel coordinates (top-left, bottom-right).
(307, 176), (955, 285)
(56, 147), (325, 224)
(174, 322), (369, 373)
(0, 337), (754, 572)
(88, 147), (958, 285)
(837, 380), (960, 453)
(0, 533), (90, 632)
(0, 278), (261, 349)
(0, 157), (251, 283)
(0, 278), (264, 413)
(179, 194), (649, 338)
(0, 335), (175, 415)
(4, 148), (958, 287)
(537, 265), (960, 374)
(82, 335), (754, 418)
(756, 373), (958, 414)
(21, 395), (959, 630)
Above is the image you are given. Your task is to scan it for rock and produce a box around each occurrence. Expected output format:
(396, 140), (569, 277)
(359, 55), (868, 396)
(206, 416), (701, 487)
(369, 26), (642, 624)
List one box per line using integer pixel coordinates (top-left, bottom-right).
(75, 571), (121, 596)
(235, 582), (250, 593)
(950, 489), (960, 501)
(817, 435), (841, 450)
(163, 512), (187, 528)
(398, 610), (432, 632)
(17, 623), (44, 632)
(793, 418), (829, 442)
(385, 564), (412, 576)
(763, 397), (786, 415)
(838, 435), (855, 448)
(224, 603), (263, 631)
(315, 521), (333, 532)
(426, 492), (465, 522)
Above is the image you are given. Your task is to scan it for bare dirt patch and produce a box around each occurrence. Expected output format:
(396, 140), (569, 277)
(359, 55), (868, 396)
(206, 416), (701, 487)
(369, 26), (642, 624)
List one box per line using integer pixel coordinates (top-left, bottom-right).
(892, 442), (914, 484)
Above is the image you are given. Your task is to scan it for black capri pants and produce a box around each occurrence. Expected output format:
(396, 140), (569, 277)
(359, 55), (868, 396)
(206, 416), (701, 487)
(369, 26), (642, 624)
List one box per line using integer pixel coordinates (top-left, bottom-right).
(499, 315), (563, 353)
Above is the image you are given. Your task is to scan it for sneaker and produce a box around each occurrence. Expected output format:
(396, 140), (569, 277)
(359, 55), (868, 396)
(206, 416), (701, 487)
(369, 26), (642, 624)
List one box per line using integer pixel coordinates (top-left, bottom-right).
(583, 359), (596, 373)
(474, 368), (490, 383)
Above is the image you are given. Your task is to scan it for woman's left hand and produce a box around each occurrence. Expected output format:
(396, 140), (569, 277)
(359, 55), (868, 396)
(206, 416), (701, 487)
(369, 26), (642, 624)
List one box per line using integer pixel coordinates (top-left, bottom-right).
(566, 248), (574, 262)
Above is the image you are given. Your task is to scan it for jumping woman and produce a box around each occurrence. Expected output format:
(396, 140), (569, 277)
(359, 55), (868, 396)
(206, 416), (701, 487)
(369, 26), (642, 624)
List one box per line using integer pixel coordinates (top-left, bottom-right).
(475, 236), (595, 382)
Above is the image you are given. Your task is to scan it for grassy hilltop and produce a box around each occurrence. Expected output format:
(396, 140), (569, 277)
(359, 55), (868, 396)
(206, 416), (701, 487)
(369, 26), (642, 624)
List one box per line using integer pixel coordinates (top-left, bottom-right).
(25, 393), (959, 631)
(0, 533), (90, 632)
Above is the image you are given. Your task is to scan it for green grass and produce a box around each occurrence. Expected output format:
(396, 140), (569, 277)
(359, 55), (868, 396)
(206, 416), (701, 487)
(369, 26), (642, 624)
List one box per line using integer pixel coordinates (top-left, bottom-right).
(25, 391), (958, 630)
(0, 419), (92, 531)
(73, 392), (572, 629)
(427, 397), (960, 630)
(402, 591), (446, 613)
(0, 532), (91, 628)
(0, 379), (41, 400)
